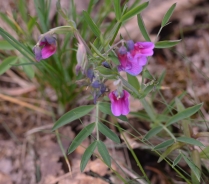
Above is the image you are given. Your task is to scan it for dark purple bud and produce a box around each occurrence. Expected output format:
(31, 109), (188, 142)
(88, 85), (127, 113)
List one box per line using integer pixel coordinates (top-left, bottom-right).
(91, 80), (101, 88)
(86, 68), (94, 81)
(102, 61), (111, 68)
(33, 46), (42, 61)
(100, 83), (106, 94)
(126, 40), (134, 51)
(44, 34), (56, 45)
(118, 46), (127, 55)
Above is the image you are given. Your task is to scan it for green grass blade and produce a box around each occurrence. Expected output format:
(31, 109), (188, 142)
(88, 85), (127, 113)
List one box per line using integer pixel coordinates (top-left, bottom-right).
(52, 105), (95, 130)
(172, 154), (182, 167)
(143, 126), (162, 140)
(83, 11), (101, 37)
(0, 56), (17, 75)
(68, 123), (96, 154)
(112, 0), (121, 21)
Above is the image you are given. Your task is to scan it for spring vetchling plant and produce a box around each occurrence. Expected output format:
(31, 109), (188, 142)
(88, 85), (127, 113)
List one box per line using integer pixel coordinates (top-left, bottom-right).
(0, 0), (208, 183)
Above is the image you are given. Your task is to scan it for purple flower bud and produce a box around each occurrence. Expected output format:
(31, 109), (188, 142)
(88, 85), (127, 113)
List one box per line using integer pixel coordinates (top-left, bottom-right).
(91, 80), (101, 88)
(33, 46), (42, 61)
(109, 89), (130, 116)
(75, 64), (81, 75)
(100, 83), (106, 94)
(102, 61), (110, 68)
(118, 46), (127, 55)
(86, 68), (94, 81)
(76, 42), (86, 65)
(126, 40), (134, 51)
(34, 34), (57, 61)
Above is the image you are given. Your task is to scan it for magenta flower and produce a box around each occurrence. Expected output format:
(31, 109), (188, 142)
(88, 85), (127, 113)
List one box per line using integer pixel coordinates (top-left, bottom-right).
(109, 90), (130, 116)
(33, 35), (57, 61)
(117, 41), (154, 76)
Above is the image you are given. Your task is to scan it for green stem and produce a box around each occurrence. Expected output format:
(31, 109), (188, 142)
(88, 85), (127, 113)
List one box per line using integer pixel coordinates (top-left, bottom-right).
(96, 102), (100, 141)
(191, 149), (201, 184)
(117, 123), (150, 184)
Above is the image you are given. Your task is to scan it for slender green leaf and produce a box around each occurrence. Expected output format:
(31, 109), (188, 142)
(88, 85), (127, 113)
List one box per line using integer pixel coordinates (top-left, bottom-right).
(68, 123), (96, 154)
(158, 142), (185, 163)
(0, 40), (15, 50)
(176, 137), (205, 147)
(155, 40), (181, 48)
(98, 122), (120, 143)
(110, 22), (122, 45)
(200, 146), (209, 159)
(20, 57), (35, 79)
(137, 14), (151, 41)
(0, 56), (17, 75)
(182, 154), (200, 182)
(143, 126), (162, 140)
(120, 2), (149, 22)
(161, 3), (176, 27)
(172, 154), (182, 167)
(18, 0), (27, 22)
(83, 11), (101, 37)
(113, 0), (121, 20)
(127, 73), (140, 91)
(154, 139), (174, 150)
(98, 102), (128, 121)
(80, 141), (97, 172)
(166, 103), (202, 126)
(129, 111), (151, 122)
(143, 69), (154, 80)
(90, 43), (106, 60)
(87, 0), (98, 13)
(53, 105), (95, 130)
(97, 140), (111, 167)
(108, 54), (120, 65)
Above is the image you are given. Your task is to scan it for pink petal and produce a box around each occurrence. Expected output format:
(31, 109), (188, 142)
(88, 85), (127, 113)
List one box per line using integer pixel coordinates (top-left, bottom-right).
(132, 42), (154, 57)
(121, 90), (130, 115)
(41, 43), (57, 59)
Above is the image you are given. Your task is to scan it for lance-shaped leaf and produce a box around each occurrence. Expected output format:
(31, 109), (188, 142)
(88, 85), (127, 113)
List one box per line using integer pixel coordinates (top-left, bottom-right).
(172, 154), (182, 167)
(112, 0), (121, 20)
(143, 126), (162, 140)
(0, 40), (15, 50)
(182, 154), (201, 182)
(161, 3), (176, 27)
(83, 11), (101, 37)
(155, 40), (181, 48)
(176, 137), (205, 147)
(200, 146), (209, 159)
(127, 73), (140, 91)
(52, 105), (95, 130)
(68, 123), (96, 154)
(154, 139), (174, 150)
(120, 2), (149, 22)
(166, 103), (202, 126)
(158, 142), (185, 163)
(80, 141), (97, 172)
(137, 14), (151, 41)
(98, 122), (120, 143)
(0, 56), (17, 75)
(97, 140), (111, 167)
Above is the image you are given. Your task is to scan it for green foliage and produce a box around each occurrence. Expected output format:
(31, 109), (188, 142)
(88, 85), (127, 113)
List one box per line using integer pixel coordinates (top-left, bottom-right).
(155, 40), (181, 48)
(161, 3), (176, 27)
(97, 140), (111, 167)
(80, 141), (97, 172)
(68, 123), (96, 154)
(0, 56), (17, 75)
(53, 105), (95, 130)
(176, 137), (205, 147)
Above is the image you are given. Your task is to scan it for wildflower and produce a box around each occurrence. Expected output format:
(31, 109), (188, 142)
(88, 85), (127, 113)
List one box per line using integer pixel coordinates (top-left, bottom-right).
(102, 61), (111, 69)
(117, 41), (154, 76)
(92, 82), (106, 104)
(33, 34), (57, 61)
(118, 51), (147, 76)
(86, 68), (94, 82)
(109, 90), (130, 116)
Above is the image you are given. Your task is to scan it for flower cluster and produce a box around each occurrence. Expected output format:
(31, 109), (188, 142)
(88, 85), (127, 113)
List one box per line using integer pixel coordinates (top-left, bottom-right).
(118, 40), (154, 76)
(32, 32), (154, 117)
(108, 40), (154, 116)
